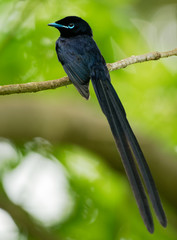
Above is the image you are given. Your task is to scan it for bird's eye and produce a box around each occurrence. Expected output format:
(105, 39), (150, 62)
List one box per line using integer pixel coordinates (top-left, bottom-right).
(68, 23), (75, 29)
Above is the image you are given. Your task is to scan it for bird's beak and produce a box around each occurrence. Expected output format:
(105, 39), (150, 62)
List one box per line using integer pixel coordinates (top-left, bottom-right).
(48, 23), (68, 29)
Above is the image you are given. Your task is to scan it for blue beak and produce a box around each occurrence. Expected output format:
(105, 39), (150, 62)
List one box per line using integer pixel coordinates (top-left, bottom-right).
(48, 23), (68, 29)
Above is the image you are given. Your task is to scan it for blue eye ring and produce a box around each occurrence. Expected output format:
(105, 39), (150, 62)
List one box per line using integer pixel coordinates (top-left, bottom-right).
(68, 23), (75, 29)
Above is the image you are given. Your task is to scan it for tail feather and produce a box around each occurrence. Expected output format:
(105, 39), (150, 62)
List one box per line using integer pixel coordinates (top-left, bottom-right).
(107, 80), (167, 227)
(91, 74), (154, 233)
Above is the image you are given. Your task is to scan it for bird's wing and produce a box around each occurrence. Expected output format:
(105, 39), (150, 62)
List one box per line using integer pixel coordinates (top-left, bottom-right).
(63, 63), (90, 99)
(58, 46), (91, 99)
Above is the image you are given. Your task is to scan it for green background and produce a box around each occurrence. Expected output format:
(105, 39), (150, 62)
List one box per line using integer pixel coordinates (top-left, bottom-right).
(0, 0), (177, 239)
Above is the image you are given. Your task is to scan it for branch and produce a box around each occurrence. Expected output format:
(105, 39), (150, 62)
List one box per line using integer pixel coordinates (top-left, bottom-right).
(107, 48), (177, 71)
(0, 48), (176, 96)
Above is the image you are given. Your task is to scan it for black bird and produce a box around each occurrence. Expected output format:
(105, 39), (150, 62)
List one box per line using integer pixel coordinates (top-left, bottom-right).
(48, 16), (167, 233)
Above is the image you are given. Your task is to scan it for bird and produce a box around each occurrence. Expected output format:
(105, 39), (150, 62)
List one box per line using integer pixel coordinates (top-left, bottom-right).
(48, 16), (167, 233)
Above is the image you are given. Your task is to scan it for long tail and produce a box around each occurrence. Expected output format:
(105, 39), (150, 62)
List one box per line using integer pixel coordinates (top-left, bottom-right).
(91, 67), (167, 233)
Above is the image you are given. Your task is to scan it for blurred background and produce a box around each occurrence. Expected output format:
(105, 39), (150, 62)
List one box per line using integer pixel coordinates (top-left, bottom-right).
(0, 0), (177, 239)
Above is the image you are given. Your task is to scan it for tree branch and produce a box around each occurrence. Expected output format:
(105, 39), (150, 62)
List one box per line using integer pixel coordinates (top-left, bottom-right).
(107, 48), (177, 71)
(0, 48), (176, 96)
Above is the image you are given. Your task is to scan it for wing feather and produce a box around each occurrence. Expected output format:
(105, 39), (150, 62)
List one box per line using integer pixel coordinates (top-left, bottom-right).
(57, 39), (91, 99)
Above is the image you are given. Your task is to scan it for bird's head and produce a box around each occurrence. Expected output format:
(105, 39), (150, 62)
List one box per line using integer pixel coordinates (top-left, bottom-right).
(48, 16), (93, 38)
